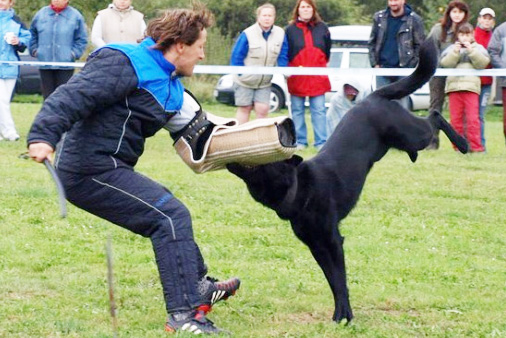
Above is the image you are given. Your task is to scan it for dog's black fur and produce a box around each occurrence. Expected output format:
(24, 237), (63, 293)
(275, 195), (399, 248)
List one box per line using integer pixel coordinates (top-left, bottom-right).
(227, 39), (468, 324)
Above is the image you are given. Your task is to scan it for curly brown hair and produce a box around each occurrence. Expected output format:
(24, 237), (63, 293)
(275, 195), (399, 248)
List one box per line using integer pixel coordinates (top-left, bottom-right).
(146, 2), (214, 52)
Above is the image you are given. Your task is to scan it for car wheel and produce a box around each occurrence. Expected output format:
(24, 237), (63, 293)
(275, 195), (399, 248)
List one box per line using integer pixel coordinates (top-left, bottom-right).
(269, 86), (285, 112)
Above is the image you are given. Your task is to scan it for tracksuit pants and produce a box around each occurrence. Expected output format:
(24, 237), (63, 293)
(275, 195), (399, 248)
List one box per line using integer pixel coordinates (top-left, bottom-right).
(57, 167), (207, 314)
(448, 91), (484, 152)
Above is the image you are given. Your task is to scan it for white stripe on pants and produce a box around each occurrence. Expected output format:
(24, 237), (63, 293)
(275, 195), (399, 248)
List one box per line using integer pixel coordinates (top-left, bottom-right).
(0, 78), (18, 140)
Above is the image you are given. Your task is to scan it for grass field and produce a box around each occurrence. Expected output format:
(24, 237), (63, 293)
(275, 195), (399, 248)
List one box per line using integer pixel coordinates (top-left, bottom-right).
(1, 101), (506, 337)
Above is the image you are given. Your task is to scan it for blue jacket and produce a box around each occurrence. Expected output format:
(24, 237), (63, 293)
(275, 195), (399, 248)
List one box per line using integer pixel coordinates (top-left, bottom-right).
(27, 38), (185, 174)
(0, 9), (31, 79)
(29, 6), (87, 69)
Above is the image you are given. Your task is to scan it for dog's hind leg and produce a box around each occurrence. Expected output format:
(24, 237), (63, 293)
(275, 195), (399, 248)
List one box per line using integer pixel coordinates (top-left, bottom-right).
(429, 111), (469, 154)
(306, 232), (353, 324)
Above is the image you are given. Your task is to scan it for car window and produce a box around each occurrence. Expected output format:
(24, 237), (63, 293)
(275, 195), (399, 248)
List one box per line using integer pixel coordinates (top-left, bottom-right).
(328, 52), (343, 68)
(349, 52), (371, 68)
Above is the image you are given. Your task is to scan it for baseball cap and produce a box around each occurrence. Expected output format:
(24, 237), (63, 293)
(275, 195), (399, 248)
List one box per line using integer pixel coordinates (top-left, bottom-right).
(479, 8), (495, 18)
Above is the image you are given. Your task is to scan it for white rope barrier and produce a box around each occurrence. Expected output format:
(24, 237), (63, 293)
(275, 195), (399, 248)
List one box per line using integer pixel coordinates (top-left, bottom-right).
(1, 60), (506, 76)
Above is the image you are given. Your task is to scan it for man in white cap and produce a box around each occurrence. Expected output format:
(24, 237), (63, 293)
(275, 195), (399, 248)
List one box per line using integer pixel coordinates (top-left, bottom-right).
(488, 11), (506, 146)
(474, 7), (495, 149)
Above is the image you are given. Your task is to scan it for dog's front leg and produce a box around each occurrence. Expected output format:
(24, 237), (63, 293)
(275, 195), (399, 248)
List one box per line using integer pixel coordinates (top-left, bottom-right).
(307, 234), (353, 324)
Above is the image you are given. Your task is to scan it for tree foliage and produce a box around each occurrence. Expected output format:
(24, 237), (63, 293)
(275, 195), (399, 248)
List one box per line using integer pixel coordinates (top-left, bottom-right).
(10, 0), (506, 66)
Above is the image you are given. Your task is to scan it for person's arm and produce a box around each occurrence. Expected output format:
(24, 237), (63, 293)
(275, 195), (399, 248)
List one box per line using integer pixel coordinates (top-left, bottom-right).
(277, 35), (289, 67)
(27, 49), (138, 152)
(411, 15), (426, 65)
(440, 44), (460, 68)
(71, 14), (88, 59)
(230, 32), (248, 66)
(91, 16), (106, 48)
(323, 24), (331, 62)
(468, 44), (491, 70)
(488, 28), (506, 69)
(368, 14), (379, 67)
(29, 13), (39, 57)
(140, 19), (147, 38)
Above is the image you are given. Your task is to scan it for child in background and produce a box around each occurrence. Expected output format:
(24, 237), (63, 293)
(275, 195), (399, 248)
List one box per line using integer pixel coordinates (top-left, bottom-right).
(440, 22), (490, 152)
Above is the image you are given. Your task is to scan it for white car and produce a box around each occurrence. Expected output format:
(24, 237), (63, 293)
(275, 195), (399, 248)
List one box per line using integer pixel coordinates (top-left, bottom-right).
(214, 47), (430, 112)
(214, 25), (430, 112)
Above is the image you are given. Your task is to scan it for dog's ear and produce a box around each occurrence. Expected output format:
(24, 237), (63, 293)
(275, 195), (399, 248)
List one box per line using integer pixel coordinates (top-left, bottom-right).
(408, 151), (418, 163)
(287, 155), (303, 166)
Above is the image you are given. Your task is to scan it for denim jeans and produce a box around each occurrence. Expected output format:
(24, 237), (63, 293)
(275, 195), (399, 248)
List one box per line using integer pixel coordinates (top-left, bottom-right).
(478, 84), (491, 149)
(376, 76), (410, 110)
(290, 94), (327, 147)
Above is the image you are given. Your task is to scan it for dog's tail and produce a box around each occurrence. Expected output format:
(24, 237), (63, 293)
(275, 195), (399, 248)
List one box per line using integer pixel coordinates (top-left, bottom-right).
(374, 38), (438, 101)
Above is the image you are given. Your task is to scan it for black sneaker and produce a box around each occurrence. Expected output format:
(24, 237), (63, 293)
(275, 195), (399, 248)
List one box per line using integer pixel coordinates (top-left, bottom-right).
(198, 276), (241, 313)
(165, 310), (226, 335)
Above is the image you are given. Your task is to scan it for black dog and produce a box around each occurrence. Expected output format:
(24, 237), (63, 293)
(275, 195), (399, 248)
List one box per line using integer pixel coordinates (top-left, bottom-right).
(227, 39), (468, 324)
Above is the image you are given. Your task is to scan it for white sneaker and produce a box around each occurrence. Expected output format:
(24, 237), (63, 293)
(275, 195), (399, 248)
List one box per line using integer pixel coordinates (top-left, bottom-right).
(5, 134), (20, 141)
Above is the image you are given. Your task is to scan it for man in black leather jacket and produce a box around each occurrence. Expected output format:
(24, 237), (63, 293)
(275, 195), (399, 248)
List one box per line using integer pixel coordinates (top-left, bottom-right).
(368, 0), (425, 110)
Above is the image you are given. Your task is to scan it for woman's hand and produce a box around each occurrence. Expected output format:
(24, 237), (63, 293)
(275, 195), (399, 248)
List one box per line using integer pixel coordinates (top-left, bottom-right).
(28, 142), (54, 163)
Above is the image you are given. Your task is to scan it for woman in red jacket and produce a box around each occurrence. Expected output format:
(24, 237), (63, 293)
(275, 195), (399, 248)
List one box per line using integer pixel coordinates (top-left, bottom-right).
(285, 0), (331, 150)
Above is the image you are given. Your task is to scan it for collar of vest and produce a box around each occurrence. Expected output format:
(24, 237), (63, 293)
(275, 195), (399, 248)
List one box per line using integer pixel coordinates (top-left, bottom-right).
(103, 38), (184, 113)
(108, 4), (134, 12)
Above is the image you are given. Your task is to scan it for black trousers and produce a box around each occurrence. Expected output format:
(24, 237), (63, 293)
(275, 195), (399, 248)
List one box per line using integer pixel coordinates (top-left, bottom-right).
(39, 69), (75, 99)
(57, 168), (207, 314)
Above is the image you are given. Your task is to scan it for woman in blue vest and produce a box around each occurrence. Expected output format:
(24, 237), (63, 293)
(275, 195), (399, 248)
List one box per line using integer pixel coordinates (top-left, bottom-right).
(0, 0), (30, 141)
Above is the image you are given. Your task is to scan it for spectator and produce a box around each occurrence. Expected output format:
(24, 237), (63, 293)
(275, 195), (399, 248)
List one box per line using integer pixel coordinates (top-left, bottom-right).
(488, 19), (506, 145)
(326, 80), (370, 136)
(285, 0), (331, 151)
(26, 3), (239, 335)
(440, 23), (490, 153)
(29, 0), (88, 99)
(474, 7), (495, 150)
(230, 3), (288, 124)
(0, 0), (30, 142)
(368, 0), (425, 110)
(426, 0), (469, 149)
(91, 0), (146, 49)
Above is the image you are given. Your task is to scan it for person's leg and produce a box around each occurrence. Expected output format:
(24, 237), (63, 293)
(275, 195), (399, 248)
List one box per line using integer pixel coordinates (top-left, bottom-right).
(463, 91), (484, 152)
(448, 92), (465, 149)
(290, 95), (308, 147)
(39, 69), (57, 99)
(309, 94), (327, 149)
(54, 69), (75, 90)
(478, 84), (491, 149)
(0, 79), (19, 140)
(252, 86), (271, 120)
(234, 83), (254, 124)
(427, 76), (447, 149)
(235, 105), (252, 124)
(58, 168), (205, 314)
(502, 87), (506, 144)
(375, 75), (391, 89)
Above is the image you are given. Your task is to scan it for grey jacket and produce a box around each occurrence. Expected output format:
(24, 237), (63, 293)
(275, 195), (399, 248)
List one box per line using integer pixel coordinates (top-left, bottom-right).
(488, 21), (506, 87)
(368, 4), (425, 68)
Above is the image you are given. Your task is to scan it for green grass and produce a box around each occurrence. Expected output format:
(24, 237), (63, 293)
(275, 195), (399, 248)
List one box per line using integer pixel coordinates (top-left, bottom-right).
(1, 101), (506, 337)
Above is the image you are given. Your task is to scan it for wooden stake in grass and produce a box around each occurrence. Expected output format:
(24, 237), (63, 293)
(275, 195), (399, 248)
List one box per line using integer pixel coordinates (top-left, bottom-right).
(106, 235), (118, 338)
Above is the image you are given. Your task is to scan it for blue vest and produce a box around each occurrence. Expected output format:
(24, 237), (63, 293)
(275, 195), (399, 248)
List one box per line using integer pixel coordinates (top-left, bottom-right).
(95, 38), (184, 113)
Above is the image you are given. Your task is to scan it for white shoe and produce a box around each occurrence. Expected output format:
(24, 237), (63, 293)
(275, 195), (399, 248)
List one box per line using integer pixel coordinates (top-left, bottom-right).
(5, 134), (20, 141)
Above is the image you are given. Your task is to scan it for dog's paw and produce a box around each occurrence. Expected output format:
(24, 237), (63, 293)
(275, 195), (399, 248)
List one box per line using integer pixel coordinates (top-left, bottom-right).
(332, 305), (354, 325)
